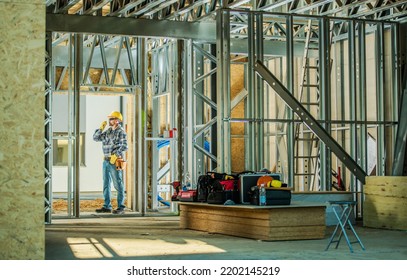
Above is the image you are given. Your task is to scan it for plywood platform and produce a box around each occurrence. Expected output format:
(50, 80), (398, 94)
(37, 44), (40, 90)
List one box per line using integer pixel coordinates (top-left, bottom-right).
(179, 202), (326, 241)
(364, 176), (407, 230)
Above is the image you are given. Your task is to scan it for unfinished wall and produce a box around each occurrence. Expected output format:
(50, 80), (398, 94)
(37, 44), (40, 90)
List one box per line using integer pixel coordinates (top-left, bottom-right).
(0, 0), (45, 259)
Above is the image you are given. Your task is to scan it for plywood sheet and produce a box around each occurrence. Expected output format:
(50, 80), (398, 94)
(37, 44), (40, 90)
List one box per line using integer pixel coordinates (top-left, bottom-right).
(0, 1), (45, 260)
(365, 185), (407, 198)
(180, 203), (326, 240)
(363, 176), (407, 230)
(365, 176), (407, 186)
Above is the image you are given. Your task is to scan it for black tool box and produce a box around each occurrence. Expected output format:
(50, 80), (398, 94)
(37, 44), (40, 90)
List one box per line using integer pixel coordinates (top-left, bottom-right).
(239, 173), (282, 204)
(249, 188), (292, 205)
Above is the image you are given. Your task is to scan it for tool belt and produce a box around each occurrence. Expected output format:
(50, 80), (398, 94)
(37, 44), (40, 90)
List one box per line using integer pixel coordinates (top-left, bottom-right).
(115, 158), (127, 170)
(104, 156), (111, 161)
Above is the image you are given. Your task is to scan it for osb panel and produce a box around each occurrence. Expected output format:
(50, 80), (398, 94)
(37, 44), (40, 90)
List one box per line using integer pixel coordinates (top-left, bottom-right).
(180, 205), (326, 240)
(365, 184), (407, 198)
(230, 64), (245, 172)
(364, 197), (407, 230)
(231, 138), (245, 172)
(364, 176), (407, 230)
(0, 2), (45, 259)
(365, 176), (407, 187)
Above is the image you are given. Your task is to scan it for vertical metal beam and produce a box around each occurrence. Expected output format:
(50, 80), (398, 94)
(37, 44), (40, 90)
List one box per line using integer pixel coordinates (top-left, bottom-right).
(256, 12), (264, 168)
(358, 21), (367, 221)
(349, 20), (357, 191)
(136, 37), (147, 215)
(210, 44), (218, 170)
(358, 22), (367, 175)
(335, 33), (347, 189)
(185, 40), (194, 183)
(247, 12), (256, 171)
(193, 43), (205, 179)
(244, 13), (255, 170)
(376, 22), (385, 175)
(45, 32), (53, 224)
(216, 9), (231, 173)
(73, 33), (82, 217)
(67, 34), (74, 217)
(319, 17), (332, 190)
(151, 50), (159, 210)
(177, 40), (184, 184)
(169, 42), (179, 213)
(286, 15), (295, 187)
(391, 24), (400, 166)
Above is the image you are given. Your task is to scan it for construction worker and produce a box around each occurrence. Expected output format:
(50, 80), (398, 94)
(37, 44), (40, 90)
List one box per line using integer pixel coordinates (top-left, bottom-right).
(93, 111), (128, 214)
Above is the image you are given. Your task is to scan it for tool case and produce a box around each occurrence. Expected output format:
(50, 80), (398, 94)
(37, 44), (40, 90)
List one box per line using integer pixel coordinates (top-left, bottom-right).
(239, 173), (282, 204)
(249, 187), (292, 205)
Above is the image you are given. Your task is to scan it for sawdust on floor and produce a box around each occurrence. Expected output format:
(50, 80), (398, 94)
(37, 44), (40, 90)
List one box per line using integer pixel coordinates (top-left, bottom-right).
(52, 199), (123, 213)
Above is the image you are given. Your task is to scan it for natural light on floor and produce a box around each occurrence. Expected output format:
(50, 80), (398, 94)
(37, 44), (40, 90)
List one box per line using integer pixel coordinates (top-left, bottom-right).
(67, 237), (225, 259)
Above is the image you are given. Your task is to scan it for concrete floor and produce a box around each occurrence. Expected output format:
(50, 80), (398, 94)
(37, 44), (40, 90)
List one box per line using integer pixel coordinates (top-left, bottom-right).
(45, 213), (407, 260)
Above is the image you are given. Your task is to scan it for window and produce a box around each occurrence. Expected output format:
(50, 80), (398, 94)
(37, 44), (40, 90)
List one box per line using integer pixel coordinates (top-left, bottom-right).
(53, 133), (85, 166)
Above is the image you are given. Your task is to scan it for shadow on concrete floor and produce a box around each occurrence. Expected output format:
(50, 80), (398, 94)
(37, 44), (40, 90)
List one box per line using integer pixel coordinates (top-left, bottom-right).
(45, 215), (407, 260)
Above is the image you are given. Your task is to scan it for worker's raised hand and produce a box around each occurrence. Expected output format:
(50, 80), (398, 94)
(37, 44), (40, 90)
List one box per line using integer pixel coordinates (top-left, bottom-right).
(99, 121), (107, 131)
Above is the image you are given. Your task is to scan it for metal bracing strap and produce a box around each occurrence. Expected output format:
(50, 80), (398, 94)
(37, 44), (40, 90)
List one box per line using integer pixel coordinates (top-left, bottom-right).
(254, 60), (367, 184)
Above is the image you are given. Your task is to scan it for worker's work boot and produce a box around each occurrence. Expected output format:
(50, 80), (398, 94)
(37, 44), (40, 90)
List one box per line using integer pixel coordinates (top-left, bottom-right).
(112, 208), (125, 214)
(95, 207), (112, 213)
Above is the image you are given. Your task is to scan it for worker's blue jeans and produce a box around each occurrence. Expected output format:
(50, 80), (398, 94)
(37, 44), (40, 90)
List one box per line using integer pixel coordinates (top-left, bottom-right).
(102, 160), (125, 209)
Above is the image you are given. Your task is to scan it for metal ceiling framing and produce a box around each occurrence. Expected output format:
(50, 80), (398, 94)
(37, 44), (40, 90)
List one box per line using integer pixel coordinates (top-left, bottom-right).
(46, 0), (407, 22)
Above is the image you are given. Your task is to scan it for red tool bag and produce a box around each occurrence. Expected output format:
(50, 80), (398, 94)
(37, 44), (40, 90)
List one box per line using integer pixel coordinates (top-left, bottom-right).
(177, 190), (197, 202)
(212, 179), (239, 191)
(207, 179), (240, 204)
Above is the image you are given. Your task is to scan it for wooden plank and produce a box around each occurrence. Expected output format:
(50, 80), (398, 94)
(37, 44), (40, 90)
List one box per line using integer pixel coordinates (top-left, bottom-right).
(364, 185), (407, 197)
(363, 212), (407, 230)
(181, 216), (325, 240)
(364, 196), (407, 213)
(365, 176), (407, 186)
(363, 211), (407, 228)
(363, 196), (407, 230)
(181, 212), (271, 227)
(267, 226), (326, 239)
(363, 176), (407, 230)
(184, 219), (271, 240)
(268, 208), (325, 226)
(180, 204), (271, 219)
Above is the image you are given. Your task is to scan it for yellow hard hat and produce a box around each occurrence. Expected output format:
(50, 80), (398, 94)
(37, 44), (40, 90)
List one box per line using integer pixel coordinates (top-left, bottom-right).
(108, 111), (123, 122)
